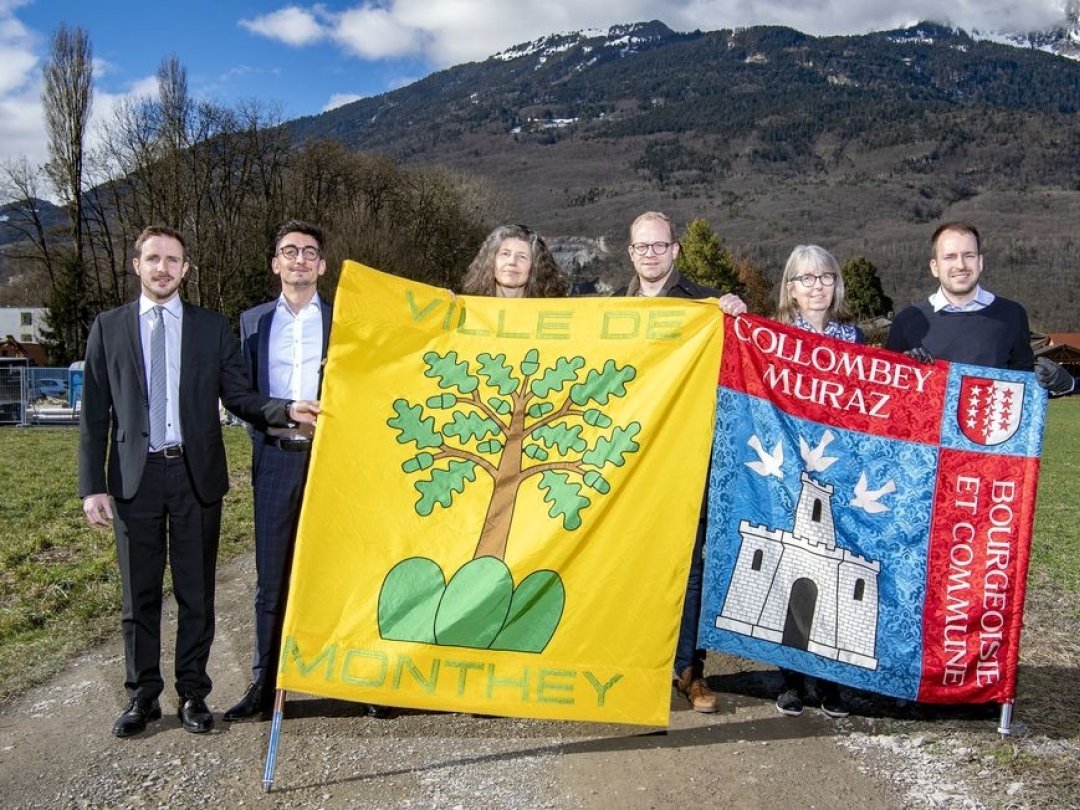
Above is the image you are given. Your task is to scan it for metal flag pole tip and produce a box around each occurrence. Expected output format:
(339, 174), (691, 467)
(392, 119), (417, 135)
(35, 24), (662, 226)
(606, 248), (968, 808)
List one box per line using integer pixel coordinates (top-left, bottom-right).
(263, 689), (287, 792)
(997, 701), (1013, 738)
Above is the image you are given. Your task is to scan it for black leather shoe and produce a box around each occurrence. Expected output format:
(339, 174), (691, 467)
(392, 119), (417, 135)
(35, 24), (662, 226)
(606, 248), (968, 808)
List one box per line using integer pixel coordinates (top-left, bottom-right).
(223, 681), (270, 722)
(178, 696), (214, 733)
(367, 703), (395, 719)
(112, 698), (162, 737)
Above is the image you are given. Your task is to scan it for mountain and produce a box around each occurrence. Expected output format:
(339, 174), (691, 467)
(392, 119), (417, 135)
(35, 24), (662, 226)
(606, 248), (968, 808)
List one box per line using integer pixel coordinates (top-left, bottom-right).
(285, 19), (1080, 330)
(0, 198), (65, 249)
(981, 1), (1080, 60)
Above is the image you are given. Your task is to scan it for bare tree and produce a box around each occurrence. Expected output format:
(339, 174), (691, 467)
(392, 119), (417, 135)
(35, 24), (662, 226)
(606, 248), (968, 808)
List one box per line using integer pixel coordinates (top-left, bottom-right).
(41, 24), (94, 362)
(43, 24), (93, 257)
(0, 158), (60, 290)
(155, 56), (193, 229)
(27, 45), (495, 341)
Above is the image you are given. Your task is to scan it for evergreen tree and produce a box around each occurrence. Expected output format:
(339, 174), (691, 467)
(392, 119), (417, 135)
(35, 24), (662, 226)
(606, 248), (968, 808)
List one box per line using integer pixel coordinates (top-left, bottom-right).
(841, 256), (893, 320)
(735, 255), (775, 317)
(675, 218), (744, 295)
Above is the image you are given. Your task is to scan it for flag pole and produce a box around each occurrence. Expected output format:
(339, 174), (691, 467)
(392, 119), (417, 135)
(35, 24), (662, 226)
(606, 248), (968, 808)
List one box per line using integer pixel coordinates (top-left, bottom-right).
(997, 701), (1013, 738)
(262, 689), (287, 792)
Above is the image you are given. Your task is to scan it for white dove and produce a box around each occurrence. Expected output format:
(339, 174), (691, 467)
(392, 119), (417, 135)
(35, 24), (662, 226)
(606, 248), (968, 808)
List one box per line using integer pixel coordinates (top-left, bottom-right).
(850, 472), (896, 513)
(746, 435), (784, 478)
(799, 430), (838, 473)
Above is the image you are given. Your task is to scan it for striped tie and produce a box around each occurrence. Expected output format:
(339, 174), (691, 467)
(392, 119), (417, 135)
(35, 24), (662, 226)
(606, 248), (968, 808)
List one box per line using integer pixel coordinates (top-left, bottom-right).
(149, 306), (167, 451)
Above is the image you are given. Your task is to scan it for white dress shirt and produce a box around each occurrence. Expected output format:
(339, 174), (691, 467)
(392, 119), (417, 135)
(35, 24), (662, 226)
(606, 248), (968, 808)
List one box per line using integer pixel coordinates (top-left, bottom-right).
(929, 284), (996, 313)
(139, 294), (183, 447)
(268, 293), (323, 401)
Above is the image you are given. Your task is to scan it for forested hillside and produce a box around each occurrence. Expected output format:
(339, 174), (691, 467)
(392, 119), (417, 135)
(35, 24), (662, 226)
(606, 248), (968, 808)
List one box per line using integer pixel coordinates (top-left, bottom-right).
(289, 21), (1080, 329)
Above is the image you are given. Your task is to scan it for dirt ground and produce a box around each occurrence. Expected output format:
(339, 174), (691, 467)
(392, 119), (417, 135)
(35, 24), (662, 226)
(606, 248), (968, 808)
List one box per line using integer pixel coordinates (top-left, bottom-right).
(0, 553), (1055, 809)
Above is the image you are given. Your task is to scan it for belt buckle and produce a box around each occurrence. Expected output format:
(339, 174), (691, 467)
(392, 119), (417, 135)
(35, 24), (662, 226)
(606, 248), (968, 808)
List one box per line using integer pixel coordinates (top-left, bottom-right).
(278, 437), (311, 452)
(268, 426), (313, 452)
(162, 445), (183, 458)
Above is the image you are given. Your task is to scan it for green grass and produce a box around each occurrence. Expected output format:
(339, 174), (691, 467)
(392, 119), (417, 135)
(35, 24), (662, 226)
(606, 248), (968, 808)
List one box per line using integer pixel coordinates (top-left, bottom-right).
(0, 401), (1077, 704)
(1030, 397), (1080, 592)
(0, 426), (254, 703)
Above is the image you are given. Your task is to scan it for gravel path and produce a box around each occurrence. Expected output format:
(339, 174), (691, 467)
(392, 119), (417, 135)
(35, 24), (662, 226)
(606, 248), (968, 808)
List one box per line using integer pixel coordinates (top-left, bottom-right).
(0, 553), (1055, 809)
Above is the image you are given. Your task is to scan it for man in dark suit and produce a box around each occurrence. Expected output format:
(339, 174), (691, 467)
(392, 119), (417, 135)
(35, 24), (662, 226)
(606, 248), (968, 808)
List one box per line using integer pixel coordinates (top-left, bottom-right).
(79, 225), (319, 738)
(223, 220), (332, 721)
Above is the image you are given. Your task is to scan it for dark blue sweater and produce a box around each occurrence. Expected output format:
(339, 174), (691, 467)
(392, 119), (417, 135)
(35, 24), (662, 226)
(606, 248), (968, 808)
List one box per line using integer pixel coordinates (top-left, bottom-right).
(885, 296), (1034, 371)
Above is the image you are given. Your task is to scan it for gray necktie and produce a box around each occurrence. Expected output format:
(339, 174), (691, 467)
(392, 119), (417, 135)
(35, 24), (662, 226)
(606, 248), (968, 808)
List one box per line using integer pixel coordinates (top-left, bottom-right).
(149, 306), (167, 451)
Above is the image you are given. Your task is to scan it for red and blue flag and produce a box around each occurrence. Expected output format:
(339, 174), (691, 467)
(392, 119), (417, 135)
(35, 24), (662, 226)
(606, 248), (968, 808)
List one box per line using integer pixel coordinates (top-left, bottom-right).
(700, 315), (1045, 703)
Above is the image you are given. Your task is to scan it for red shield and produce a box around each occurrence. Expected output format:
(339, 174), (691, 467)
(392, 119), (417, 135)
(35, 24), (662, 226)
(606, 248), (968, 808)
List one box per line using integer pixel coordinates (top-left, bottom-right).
(958, 376), (1025, 446)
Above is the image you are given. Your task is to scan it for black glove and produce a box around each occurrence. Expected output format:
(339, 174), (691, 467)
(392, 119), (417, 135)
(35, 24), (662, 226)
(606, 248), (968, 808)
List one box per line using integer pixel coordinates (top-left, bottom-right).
(1035, 358), (1076, 396)
(904, 346), (934, 364)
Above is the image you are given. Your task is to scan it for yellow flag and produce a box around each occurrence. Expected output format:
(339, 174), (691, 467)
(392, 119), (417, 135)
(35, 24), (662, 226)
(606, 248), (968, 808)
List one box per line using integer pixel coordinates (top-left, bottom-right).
(278, 262), (724, 726)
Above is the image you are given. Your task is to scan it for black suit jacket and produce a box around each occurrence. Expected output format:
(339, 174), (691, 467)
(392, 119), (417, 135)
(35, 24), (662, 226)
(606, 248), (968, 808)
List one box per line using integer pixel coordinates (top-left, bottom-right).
(78, 300), (291, 503)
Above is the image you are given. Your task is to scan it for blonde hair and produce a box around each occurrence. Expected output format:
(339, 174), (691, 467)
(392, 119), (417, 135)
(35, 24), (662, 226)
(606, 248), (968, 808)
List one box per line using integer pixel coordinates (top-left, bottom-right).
(628, 211), (675, 243)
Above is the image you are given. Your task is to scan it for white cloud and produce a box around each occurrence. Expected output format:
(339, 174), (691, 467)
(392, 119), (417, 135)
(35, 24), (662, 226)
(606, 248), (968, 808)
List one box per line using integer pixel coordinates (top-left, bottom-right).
(323, 91), (365, 111)
(241, 1), (1070, 66)
(333, 6), (423, 59)
(0, 45), (35, 96)
(239, 5), (327, 47)
(0, 0), (46, 172)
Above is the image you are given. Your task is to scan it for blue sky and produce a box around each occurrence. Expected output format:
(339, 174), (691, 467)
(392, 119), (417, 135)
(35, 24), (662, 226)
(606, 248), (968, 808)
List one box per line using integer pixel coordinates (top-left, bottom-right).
(0, 0), (1068, 183)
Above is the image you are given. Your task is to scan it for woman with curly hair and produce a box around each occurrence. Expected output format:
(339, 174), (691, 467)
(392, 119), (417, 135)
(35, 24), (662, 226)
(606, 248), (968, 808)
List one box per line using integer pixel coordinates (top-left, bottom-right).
(461, 224), (568, 298)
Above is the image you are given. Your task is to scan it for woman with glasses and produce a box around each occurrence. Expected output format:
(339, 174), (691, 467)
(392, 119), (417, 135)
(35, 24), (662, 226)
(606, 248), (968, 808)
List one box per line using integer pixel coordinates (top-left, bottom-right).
(773, 244), (862, 719)
(776, 244), (864, 344)
(461, 224), (568, 298)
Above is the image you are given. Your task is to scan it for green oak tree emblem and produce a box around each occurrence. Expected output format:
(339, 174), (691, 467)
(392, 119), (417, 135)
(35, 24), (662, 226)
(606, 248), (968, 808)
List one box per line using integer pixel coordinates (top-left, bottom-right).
(378, 348), (641, 652)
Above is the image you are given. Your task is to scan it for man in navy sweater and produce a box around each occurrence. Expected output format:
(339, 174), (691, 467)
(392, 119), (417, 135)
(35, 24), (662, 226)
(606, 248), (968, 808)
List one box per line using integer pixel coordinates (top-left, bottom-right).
(889, 225), (1032, 371)
(886, 222), (1034, 370)
(887, 221), (1078, 405)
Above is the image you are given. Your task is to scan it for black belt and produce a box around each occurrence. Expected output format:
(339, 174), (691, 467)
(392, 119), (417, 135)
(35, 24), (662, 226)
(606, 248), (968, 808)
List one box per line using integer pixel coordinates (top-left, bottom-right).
(148, 444), (184, 458)
(265, 436), (312, 453)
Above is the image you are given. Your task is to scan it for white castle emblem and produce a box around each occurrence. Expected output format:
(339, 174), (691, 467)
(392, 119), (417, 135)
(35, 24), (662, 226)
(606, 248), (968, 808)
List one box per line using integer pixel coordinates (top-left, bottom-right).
(714, 471), (881, 669)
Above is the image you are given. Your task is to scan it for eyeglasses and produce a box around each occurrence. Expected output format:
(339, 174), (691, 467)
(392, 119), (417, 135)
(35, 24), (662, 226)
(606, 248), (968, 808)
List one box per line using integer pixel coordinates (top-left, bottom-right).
(630, 241), (675, 255)
(278, 245), (321, 262)
(791, 272), (837, 288)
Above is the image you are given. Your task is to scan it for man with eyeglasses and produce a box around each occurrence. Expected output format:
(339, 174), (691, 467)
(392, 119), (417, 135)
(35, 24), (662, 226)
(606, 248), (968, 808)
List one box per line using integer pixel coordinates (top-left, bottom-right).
(224, 220), (334, 722)
(624, 211), (745, 311)
(621, 210), (746, 713)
